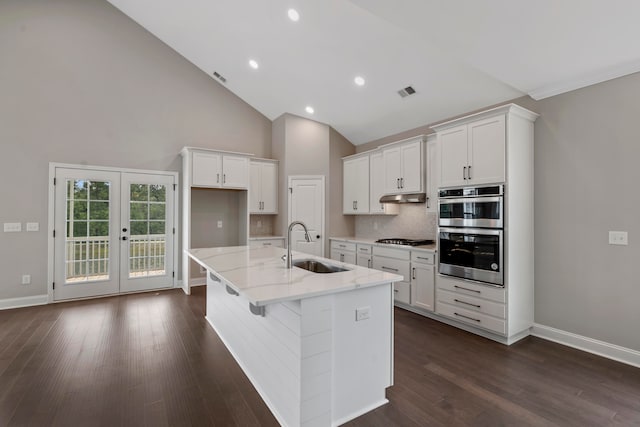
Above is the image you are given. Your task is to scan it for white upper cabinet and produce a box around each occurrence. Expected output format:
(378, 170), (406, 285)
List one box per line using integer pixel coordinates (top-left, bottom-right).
(249, 160), (278, 214)
(369, 151), (398, 215)
(382, 137), (425, 194)
(343, 155), (369, 214)
(425, 134), (439, 213)
(438, 114), (505, 188)
(190, 149), (250, 189)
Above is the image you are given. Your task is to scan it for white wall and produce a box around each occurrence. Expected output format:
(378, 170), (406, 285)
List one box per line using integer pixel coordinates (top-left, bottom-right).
(0, 0), (271, 300)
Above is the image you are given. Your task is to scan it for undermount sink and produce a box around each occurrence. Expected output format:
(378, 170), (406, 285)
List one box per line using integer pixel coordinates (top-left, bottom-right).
(293, 259), (350, 274)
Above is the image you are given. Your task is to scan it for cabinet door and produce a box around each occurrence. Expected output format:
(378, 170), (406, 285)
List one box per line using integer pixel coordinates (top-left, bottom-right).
(468, 115), (505, 185)
(382, 146), (402, 194)
(192, 151), (222, 187)
(343, 159), (358, 214)
(357, 253), (372, 268)
(260, 162), (278, 214)
(354, 156), (369, 213)
(400, 141), (422, 193)
(249, 162), (262, 213)
(369, 152), (386, 213)
(222, 155), (249, 188)
(412, 264), (434, 311)
(426, 137), (439, 213)
(439, 125), (468, 188)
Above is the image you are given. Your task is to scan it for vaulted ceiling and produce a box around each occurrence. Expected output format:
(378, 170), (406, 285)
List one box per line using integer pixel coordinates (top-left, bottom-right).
(107, 0), (640, 144)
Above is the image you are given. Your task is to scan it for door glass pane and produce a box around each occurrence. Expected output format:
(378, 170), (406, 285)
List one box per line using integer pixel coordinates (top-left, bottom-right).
(65, 179), (111, 283)
(128, 183), (167, 278)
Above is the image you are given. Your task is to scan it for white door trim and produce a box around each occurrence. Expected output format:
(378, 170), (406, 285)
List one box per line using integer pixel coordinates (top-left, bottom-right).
(47, 162), (179, 303)
(287, 175), (325, 257)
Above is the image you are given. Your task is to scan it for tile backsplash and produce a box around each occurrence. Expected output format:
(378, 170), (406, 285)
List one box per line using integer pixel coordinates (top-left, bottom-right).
(250, 215), (275, 236)
(355, 204), (437, 240)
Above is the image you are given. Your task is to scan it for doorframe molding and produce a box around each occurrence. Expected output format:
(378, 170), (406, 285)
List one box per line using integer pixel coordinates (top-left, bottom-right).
(47, 163), (180, 303)
(287, 175), (326, 257)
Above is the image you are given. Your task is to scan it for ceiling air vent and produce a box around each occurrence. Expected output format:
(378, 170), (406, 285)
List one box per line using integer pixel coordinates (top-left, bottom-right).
(213, 71), (227, 83)
(397, 86), (416, 98)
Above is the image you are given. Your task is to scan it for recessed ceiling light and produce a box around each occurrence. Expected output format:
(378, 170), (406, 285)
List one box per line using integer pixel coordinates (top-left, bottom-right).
(354, 76), (365, 86)
(305, 106), (314, 114)
(249, 59), (259, 69)
(288, 8), (300, 22)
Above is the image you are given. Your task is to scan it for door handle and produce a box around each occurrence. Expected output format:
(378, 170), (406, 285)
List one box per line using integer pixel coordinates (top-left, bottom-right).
(355, 201), (358, 210)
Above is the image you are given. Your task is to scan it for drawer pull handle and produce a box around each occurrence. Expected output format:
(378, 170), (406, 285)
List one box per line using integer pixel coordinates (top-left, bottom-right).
(454, 312), (481, 322)
(263, 243), (272, 246)
(359, 248), (368, 252)
(417, 256), (429, 260)
(381, 266), (399, 272)
(412, 267), (416, 280)
(339, 244), (346, 248)
(454, 285), (481, 294)
(454, 299), (481, 309)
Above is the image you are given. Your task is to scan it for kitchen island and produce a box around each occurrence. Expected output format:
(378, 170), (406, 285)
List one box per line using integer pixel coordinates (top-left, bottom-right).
(187, 246), (403, 427)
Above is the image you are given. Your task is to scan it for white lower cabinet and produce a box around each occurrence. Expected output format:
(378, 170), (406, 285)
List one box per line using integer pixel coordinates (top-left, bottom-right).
(410, 251), (435, 312)
(372, 246), (411, 305)
(435, 274), (507, 335)
(330, 240), (357, 264)
(356, 244), (372, 268)
(249, 238), (285, 249)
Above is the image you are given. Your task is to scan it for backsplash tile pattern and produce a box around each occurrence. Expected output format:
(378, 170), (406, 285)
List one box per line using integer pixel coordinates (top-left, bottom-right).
(355, 204), (437, 240)
(249, 215), (275, 237)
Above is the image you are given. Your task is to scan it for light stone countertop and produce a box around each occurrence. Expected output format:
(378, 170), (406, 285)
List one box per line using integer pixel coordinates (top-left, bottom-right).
(330, 236), (437, 253)
(248, 235), (285, 240)
(187, 246), (404, 306)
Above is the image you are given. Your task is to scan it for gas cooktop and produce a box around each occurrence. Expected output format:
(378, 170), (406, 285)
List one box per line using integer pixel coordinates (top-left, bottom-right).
(375, 238), (435, 246)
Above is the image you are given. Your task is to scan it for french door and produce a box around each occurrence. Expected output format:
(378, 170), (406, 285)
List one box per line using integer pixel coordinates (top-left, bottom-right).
(53, 167), (176, 301)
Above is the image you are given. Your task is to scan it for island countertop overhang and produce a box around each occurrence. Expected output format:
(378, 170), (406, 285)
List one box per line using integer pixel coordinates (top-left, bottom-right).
(186, 246), (404, 306)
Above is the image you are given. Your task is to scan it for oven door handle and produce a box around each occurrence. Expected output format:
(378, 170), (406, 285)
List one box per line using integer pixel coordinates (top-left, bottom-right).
(439, 227), (502, 236)
(438, 196), (503, 204)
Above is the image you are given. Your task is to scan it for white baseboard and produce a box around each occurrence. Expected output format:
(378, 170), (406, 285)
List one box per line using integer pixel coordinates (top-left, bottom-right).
(0, 294), (48, 310)
(532, 323), (640, 369)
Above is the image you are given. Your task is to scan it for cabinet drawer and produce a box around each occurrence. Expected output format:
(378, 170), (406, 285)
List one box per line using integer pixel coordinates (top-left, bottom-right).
(436, 301), (506, 335)
(249, 239), (284, 248)
(411, 251), (435, 265)
(436, 289), (505, 319)
(331, 240), (356, 252)
(436, 275), (505, 303)
(372, 256), (410, 281)
(356, 244), (372, 255)
(393, 281), (410, 305)
(372, 245), (410, 260)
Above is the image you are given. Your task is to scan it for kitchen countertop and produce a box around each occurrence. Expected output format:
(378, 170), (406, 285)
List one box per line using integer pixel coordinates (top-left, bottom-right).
(248, 235), (284, 240)
(187, 246), (404, 306)
(330, 236), (437, 252)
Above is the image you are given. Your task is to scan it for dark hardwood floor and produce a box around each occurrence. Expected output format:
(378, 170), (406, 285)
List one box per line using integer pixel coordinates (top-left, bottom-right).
(1, 287), (639, 426)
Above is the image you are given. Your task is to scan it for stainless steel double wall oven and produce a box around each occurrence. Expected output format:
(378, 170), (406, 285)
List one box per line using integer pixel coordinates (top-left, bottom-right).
(438, 185), (504, 286)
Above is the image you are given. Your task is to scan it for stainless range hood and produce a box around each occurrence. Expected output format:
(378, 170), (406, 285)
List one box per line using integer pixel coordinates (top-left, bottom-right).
(379, 193), (426, 204)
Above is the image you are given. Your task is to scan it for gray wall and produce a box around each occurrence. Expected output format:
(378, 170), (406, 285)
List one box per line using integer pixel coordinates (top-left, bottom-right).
(0, 0), (271, 300)
(272, 114), (356, 253)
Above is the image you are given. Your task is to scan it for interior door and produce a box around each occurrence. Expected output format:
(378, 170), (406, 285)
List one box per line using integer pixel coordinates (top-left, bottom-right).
(288, 176), (324, 257)
(53, 168), (121, 300)
(120, 173), (175, 293)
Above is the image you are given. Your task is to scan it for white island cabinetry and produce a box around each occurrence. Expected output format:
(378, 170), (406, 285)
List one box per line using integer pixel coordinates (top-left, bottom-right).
(188, 246), (401, 427)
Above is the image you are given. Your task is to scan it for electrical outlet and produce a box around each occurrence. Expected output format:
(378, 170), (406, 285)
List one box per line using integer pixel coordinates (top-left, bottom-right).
(4, 222), (21, 232)
(609, 231), (628, 245)
(26, 222), (39, 232)
(217, 221), (223, 228)
(355, 306), (370, 321)
(21, 275), (31, 285)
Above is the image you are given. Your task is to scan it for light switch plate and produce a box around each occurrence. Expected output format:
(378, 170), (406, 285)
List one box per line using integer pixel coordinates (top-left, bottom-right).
(26, 222), (39, 232)
(609, 231), (628, 245)
(217, 221), (223, 228)
(4, 222), (21, 232)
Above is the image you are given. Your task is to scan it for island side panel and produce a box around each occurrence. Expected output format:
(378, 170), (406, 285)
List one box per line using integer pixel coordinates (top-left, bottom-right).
(206, 274), (303, 427)
(330, 283), (393, 425)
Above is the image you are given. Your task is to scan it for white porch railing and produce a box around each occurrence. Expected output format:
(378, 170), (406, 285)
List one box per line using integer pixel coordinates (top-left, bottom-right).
(65, 235), (166, 282)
